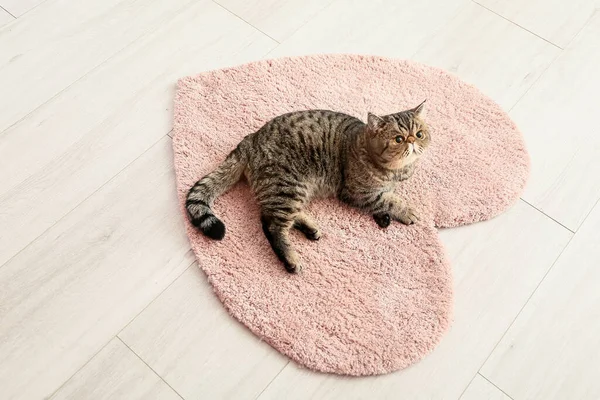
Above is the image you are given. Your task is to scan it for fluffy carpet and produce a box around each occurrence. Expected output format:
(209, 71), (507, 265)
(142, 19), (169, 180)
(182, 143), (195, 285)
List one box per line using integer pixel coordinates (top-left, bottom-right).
(172, 55), (529, 376)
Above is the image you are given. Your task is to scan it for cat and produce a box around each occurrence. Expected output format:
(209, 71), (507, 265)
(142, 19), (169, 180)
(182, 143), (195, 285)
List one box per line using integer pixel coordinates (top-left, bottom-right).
(186, 101), (430, 273)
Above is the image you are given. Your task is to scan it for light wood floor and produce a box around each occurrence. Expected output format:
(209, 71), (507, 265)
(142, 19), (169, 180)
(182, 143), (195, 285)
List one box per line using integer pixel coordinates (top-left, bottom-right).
(1, 0), (599, 399)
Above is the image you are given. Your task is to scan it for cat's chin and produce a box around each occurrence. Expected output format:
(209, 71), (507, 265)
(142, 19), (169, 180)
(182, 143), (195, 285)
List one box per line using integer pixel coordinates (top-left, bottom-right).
(388, 153), (420, 170)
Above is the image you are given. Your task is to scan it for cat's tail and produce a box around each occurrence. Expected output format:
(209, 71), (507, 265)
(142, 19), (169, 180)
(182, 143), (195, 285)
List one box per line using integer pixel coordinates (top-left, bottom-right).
(185, 144), (247, 240)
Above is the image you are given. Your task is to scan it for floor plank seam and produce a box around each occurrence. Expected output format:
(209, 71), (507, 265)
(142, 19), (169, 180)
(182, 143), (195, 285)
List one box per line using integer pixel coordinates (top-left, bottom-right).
(263, 0), (338, 47)
(474, 232), (576, 378)
(409, 1), (473, 60)
(578, 197), (600, 228)
(45, 338), (115, 399)
(507, 49), (562, 113)
(117, 336), (186, 400)
(253, 361), (290, 400)
(0, 133), (169, 272)
(116, 258), (195, 337)
(0, 0), (197, 136)
(212, 0), (280, 44)
(520, 198), (575, 233)
(1, 0), (49, 19)
(43, 258), (195, 399)
(478, 372), (515, 399)
(458, 373), (478, 399)
(559, 8), (599, 50)
(470, 0), (563, 50)
(0, 5), (15, 18)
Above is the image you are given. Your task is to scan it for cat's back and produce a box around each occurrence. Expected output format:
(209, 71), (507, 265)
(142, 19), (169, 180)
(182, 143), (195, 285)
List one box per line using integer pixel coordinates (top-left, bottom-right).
(243, 110), (363, 192)
(248, 110), (362, 170)
(253, 109), (362, 148)
(242, 110), (364, 185)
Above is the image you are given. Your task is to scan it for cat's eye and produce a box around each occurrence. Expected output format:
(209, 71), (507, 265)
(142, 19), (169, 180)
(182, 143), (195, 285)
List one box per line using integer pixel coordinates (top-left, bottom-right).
(395, 135), (404, 143)
(416, 131), (424, 139)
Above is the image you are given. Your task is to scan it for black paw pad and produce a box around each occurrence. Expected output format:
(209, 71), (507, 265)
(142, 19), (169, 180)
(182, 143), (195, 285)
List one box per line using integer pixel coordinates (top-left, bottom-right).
(306, 230), (321, 241)
(373, 213), (391, 228)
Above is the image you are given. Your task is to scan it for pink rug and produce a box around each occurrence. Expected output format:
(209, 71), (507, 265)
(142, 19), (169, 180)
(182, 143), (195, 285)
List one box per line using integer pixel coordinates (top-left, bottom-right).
(172, 55), (529, 376)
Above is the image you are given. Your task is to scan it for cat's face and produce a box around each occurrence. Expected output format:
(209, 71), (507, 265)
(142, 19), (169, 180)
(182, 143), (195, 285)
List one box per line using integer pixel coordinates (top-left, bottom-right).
(366, 101), (430, 169)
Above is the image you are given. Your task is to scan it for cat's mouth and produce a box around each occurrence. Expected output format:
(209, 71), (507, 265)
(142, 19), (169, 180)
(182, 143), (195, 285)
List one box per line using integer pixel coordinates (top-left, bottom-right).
(405, 143), (425, 158)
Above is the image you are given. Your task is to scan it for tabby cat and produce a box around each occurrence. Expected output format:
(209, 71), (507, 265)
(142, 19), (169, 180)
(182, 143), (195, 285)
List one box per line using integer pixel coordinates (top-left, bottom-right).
(186, 101), (430, 273)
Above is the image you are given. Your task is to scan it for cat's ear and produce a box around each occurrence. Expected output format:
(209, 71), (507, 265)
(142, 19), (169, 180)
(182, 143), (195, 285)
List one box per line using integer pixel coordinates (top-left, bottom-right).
(409, 100), (426, 117)
(367, 113), (385, 132)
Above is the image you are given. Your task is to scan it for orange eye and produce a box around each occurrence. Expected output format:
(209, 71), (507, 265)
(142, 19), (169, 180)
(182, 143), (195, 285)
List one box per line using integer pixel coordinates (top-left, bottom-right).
(395, 135), (404, 143)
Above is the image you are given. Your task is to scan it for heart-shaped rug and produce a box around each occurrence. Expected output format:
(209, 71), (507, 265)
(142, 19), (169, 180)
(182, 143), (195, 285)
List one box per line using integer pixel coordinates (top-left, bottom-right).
(172, 54), (529, 376)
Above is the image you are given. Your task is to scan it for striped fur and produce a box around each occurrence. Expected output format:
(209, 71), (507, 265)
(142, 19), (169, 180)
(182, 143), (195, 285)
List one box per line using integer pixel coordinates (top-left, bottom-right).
(186, 102), (430, 273)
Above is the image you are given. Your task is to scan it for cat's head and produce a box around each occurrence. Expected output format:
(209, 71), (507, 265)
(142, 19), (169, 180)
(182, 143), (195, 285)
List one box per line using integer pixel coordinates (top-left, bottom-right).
(366, 101), (430, 169)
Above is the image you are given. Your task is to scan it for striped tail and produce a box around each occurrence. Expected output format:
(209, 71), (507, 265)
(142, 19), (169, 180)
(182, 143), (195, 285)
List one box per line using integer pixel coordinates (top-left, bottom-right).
(186, 146), (246, 240)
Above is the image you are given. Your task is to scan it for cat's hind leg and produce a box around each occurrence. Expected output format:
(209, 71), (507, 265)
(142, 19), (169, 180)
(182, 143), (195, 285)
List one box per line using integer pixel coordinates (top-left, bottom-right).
(261, 213), (302, 273)
(256, 179), (308, 273)
(293, 211), (321, 241)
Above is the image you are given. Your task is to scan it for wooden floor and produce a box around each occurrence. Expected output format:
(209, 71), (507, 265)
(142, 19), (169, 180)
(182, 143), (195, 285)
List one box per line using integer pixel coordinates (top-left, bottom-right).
(1, 0), (599, 399)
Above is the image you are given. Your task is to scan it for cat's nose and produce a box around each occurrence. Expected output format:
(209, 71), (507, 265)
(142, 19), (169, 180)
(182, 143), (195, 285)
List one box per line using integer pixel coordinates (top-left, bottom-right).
(407, 136), (415, 143)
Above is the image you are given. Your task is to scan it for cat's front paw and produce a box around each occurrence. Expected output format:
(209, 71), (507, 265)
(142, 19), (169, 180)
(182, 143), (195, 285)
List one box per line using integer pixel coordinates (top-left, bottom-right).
(284, 261), (303, 274)
(283, 252), (303, 273)
(305, 229), (322, 241)
(373, 213), (391, 228)
(398, 207), (419, 225)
